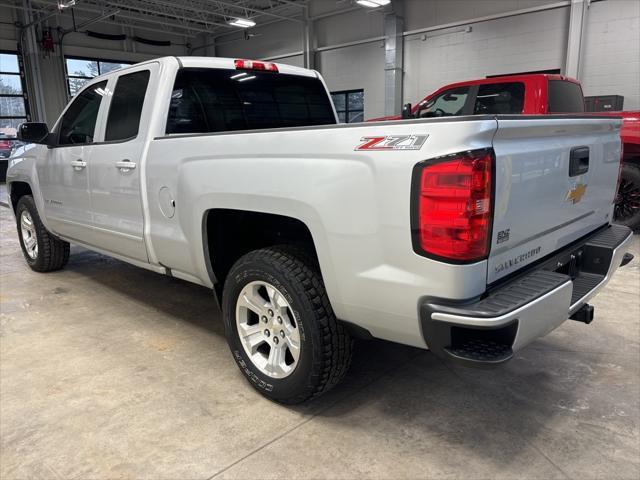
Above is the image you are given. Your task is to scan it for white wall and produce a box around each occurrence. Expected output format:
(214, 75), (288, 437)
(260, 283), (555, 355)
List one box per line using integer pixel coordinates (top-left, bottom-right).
(317, 42), (386, 120)
(581, 0), (640, 110)
(403, 7), (569, 105)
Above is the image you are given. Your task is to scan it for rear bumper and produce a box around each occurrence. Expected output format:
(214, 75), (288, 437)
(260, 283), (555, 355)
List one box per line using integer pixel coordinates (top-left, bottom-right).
(420, 224), (633, 366)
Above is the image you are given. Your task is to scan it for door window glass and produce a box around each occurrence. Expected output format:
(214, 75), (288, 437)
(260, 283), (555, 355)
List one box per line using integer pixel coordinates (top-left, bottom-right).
(58, 81), (107, 145)
(474, 82), (525, 114)
(418, 87), (469, 117)
(105, 70), (150, 141)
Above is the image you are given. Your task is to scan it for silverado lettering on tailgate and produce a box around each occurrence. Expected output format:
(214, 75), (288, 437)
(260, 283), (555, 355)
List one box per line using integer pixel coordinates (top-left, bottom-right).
(494, 246), (542, 275)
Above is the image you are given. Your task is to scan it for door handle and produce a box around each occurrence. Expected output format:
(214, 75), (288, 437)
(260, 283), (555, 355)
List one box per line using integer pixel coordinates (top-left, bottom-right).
(115, 160), (136, 172)
(70, 160), (86, 170)
(569, 146), (589, 177)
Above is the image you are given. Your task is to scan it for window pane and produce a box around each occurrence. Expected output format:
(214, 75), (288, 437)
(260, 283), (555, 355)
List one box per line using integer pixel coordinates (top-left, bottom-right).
(0, 74), (22, 94)
(331, 93), (345, 111)
(337, 111), (346, 123)
(0, 96), (26, 116)
(166, 68), (336, 134)
(0, 118), (27, 139)
(0, 54), (19, 73)
(348, 111), (363, 123)
(100, 61), (130, 75)
(348, 91), (364, 110)
(105, 70), (150, 141)
(58, 81), (107, 145)
(474, 82), (525, 114)
(66, 58), (99, 78)
(548, 80), (585, 113)
(418, 87), (469, 117)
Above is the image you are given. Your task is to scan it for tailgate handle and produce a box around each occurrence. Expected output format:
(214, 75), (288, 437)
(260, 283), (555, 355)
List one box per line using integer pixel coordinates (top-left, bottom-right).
(569, 146), (590, 177)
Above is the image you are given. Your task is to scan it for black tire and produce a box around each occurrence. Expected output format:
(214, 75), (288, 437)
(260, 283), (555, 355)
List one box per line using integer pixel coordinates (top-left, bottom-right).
(15, 195), (70, 272)
(222, 245), (353, 404)
(614, 162), (640, 232)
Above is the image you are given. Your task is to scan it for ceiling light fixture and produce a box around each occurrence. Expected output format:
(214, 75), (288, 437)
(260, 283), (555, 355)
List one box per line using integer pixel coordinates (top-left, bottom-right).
(57, 0), (76, 9)
(356, 0), (390, 8)
(228, 18), (256, 28)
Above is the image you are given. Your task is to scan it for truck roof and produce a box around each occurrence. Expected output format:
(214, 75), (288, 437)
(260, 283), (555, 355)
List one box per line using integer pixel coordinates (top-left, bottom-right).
(421, 73), (580, 95)
(86, 56), (319, 81)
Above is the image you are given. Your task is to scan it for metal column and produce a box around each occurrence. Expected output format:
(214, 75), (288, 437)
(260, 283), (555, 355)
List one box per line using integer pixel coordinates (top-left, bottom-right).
(565, 0), (589, 79)
(20, 0), (48, 123)
(384, 0), (404, 117)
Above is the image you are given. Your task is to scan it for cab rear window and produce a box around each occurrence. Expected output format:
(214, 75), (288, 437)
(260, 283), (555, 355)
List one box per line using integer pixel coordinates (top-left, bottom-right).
(547, 80), (585, 113)
(166, 68), (336, 134)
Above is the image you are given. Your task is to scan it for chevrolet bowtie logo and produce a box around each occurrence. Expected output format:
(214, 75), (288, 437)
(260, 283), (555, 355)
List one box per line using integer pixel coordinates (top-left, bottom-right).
(566, 183), (587, 204)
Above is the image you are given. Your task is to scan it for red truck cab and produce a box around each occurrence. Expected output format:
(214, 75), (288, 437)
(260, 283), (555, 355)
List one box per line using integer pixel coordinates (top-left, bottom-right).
(370, 74), (640, 229)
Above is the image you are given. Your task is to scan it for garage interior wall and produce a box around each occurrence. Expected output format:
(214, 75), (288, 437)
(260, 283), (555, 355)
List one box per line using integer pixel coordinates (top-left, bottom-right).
(0, 0), (638, 125)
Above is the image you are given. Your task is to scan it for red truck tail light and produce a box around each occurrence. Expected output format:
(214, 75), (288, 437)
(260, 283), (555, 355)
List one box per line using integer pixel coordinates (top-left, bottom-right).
(234, 59), (279, 72)
(411, 149), (494, 262)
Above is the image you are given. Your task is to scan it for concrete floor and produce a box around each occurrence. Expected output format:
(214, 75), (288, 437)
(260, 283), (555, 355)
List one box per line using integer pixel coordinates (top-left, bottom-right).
(1, 204), (639, 480)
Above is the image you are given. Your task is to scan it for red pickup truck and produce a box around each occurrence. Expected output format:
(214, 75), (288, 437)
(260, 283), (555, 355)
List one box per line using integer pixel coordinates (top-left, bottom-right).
(371, 74), (640, 230)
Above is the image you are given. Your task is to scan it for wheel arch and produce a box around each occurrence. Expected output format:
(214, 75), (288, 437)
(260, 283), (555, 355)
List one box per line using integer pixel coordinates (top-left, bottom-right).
(8, 181), (33, 213)
(203, 208), (322, 296)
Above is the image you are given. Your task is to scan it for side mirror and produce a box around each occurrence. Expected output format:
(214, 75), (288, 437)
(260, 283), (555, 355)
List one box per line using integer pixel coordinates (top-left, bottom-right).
(17, 122), (51, 145)
(401, 103), (413, 119)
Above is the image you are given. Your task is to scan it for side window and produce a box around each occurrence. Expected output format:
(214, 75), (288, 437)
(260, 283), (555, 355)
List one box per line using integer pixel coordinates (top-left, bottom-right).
(418, 87), (469, 117)
(474, 82), (525, 114)
(58, 80), (107, 145)
(105, 70), (150, 141)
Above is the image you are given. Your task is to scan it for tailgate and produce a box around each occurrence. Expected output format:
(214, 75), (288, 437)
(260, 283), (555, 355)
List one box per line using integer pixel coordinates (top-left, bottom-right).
(488, 116), (622, 284)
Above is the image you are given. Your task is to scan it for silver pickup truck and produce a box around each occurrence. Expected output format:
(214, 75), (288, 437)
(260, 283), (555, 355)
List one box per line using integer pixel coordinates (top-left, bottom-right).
(7, 57), (634, 404)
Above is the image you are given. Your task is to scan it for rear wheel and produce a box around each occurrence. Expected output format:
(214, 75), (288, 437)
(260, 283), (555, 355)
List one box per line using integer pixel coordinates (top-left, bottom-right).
(222, 246), (353, 404)
(614, 162), (640, 231)
(16, 195), (70, 272)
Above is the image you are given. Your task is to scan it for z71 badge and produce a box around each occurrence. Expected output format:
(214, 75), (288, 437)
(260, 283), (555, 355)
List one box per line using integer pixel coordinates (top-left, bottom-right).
(355, 134), (428, 151)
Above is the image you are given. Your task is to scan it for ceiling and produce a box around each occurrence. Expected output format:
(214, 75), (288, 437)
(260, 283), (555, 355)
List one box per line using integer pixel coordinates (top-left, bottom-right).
(12, 0), (310, 38)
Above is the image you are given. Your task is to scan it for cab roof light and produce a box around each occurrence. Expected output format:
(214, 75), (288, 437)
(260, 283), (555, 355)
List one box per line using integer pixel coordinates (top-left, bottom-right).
(234, 59), (278, 72)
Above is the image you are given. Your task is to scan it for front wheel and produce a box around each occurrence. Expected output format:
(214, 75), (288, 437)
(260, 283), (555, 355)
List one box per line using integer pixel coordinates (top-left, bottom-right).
(16, 195), (70, 272)
(222, 246), (353, 404)
(614, 162), (640, 231)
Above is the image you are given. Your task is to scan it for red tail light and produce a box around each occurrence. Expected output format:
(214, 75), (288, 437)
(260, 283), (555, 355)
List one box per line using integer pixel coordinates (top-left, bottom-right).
(412, 149), (494, 262)
(234, 59), (278, 72)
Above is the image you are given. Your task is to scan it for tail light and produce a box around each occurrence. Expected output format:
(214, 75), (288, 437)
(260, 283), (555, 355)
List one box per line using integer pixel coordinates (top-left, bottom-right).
(412, 149), (494, 262)
(234, 59), (278, 72)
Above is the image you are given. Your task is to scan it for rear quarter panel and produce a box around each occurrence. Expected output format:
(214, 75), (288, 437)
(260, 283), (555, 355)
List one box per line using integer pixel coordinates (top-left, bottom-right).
(144, 117), (498, 347)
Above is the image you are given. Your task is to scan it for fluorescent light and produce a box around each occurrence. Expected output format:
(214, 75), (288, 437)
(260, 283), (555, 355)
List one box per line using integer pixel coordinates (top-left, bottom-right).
(356, 0), (390, 7)
(228, 18), (256, 28)
(230, 72), (248, 79)
(57, 0), (76, 9)
(238, 75), (257, 82)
